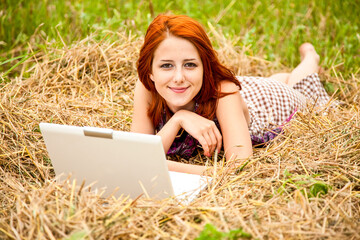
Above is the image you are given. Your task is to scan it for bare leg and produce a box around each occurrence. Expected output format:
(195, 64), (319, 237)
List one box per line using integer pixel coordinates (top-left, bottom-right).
(269, 73), (290, 84)
(287, 43), (320, 87)
(269, 43), (320, 86)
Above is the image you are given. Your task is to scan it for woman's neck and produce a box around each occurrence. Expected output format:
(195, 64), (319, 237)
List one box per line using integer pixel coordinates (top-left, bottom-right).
(167, 100), (196, 113)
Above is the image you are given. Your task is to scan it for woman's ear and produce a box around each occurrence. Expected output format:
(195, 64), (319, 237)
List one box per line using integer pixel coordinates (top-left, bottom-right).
(149, 74), (154, 82)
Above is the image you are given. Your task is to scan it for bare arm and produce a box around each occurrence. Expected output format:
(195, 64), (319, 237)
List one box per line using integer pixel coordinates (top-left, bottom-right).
(216, 81), (253, 160)
(167, 161), (206, 175)
(131, 80), (155, 134)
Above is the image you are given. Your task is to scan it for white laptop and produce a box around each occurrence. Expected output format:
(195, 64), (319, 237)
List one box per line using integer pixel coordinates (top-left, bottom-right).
(40, 123), (210, 202)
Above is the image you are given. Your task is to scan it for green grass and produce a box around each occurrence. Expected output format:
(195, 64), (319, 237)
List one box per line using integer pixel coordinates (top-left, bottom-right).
(1, 0), (359, 79)
(195, 223), (252, 239)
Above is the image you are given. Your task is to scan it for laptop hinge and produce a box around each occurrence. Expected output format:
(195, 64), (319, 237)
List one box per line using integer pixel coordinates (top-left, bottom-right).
(83, 127), (113, 139)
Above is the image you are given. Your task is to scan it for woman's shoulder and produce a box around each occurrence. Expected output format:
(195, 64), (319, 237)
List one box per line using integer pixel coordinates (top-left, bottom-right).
(219, 80), (240, 93)
(134, 79), (152, 101)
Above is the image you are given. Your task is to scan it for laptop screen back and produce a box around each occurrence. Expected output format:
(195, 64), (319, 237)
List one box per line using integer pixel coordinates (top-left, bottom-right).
(40, 123), (175, 199)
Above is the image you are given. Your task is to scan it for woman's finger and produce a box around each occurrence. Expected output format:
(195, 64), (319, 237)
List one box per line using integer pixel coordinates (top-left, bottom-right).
(197, 135), (211, 157)
(213, 126), (222, 152)
(202, 132), (214, 157)
(206, 130), (218, 156)
(198, 122), (221, 157)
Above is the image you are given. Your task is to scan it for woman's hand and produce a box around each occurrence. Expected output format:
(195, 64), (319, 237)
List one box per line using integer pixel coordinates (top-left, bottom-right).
(172, 110), (222, 157)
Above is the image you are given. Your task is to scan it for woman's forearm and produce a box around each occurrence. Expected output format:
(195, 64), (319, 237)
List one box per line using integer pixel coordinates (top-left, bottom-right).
(156, 114), (182, 154)
(167, 160), (207, 175)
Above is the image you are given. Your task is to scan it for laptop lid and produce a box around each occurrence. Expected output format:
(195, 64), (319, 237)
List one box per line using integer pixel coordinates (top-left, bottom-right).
(40, 122), (175, 199)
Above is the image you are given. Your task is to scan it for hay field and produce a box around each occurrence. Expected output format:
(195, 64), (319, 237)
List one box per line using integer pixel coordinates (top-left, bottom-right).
(0, 29), (359, 239)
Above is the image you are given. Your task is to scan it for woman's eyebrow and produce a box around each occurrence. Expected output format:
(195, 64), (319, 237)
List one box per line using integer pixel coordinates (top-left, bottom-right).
(184, 58), (197, 61)
(159, 58), (198, 62)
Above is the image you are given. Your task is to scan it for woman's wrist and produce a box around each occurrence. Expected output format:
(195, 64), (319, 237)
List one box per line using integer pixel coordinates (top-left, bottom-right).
(173, 109), (194, 128)
(168, 111), (183, 130)
(172, 109), (187, 127)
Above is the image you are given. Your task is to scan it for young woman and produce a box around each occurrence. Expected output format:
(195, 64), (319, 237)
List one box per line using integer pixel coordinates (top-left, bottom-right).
(131, 14), (332, 175)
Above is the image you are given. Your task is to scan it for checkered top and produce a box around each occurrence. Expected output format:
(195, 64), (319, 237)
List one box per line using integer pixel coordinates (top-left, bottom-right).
(238, 73), (331, 138)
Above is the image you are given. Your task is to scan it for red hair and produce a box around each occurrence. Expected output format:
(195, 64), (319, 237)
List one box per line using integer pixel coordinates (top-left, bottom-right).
(137, 14), (241, 127)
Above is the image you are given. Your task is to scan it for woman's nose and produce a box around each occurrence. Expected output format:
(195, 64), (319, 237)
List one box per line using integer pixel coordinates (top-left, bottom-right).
(173, 68), (185, 83)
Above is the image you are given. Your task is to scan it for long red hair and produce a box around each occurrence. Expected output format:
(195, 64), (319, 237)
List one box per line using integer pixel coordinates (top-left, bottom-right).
(137, 14), (241, 127)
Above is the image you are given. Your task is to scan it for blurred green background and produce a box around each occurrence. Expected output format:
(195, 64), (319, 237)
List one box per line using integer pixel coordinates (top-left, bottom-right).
(1, 0), (359, 79)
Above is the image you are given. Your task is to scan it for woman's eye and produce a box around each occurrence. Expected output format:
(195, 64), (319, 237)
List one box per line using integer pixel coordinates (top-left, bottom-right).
(184, 62), (197, 68)
(160, 63), (173, 68)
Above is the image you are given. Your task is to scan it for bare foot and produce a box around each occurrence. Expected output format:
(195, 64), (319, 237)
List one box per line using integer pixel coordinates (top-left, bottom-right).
(299, 43), (320, 62)
(299, 43), (321, 73)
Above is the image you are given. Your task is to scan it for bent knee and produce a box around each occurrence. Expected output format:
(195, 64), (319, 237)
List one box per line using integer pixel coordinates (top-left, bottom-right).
(269, 73), (290, 85)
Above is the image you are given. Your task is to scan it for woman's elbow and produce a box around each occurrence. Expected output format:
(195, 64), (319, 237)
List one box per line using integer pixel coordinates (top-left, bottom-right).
(224, 145), (253, 161)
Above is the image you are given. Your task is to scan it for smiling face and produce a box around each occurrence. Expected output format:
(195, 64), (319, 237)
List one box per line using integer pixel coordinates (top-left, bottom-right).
(150, 36), (203, 113)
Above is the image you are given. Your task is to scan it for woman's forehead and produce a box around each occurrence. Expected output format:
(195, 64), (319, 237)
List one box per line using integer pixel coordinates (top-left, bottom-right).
(153, 36), (201, 61)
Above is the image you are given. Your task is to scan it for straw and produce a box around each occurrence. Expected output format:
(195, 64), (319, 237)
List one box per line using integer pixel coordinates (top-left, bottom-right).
(0, 30), (359, 239)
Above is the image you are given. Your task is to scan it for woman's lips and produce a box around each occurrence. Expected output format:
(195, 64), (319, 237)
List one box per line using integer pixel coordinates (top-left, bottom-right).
(169, 87), (188, 93)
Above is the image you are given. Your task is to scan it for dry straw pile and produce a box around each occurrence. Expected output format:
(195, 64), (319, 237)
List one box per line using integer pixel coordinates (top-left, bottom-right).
(0, 28), (359, 239)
